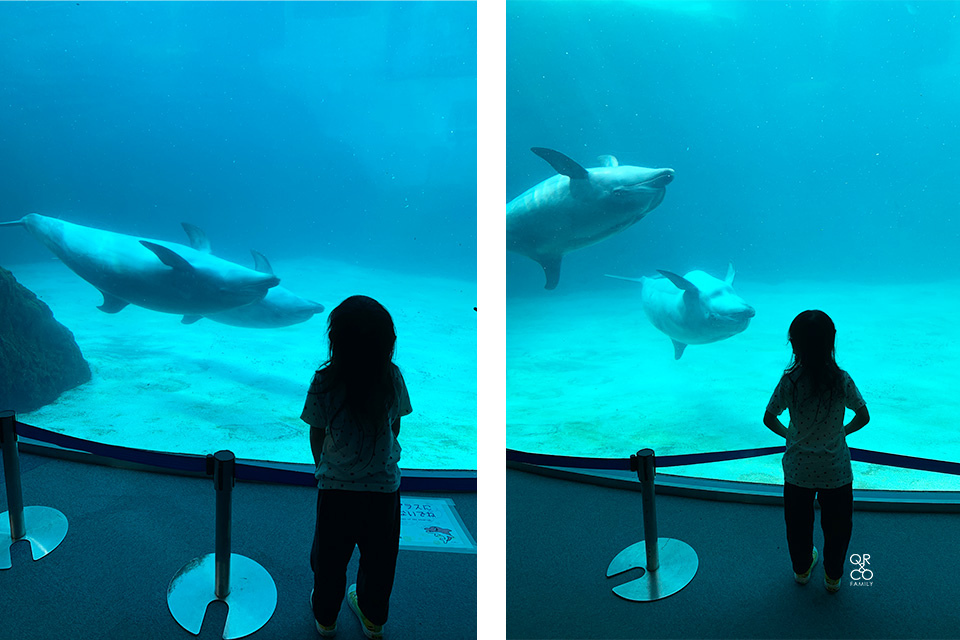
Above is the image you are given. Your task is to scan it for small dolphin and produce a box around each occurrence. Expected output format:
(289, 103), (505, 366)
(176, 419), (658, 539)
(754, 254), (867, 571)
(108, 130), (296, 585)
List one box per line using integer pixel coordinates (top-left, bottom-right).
(0, 214), (280, 316)
(507, 147), (674, 289)
(607, 264), (755, 359)
(176, 225), (324, 328)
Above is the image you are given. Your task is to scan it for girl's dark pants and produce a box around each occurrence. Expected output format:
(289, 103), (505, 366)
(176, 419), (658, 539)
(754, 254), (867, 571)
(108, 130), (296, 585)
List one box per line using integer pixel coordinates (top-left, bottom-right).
(311, 488), (401, 627)
(783, 482), (853, 580)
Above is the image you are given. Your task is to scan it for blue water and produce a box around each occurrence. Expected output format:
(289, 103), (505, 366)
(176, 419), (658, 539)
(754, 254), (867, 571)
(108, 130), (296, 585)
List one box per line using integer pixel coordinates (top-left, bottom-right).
(1, 1), (477, 277)
(0, 2), (477, 468)
(506, 1), (960, 489)
(507, 0), (960, 294)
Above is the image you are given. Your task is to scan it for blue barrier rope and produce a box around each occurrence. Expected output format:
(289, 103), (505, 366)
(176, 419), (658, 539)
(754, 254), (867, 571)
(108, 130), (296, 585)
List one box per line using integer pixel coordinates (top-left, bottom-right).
(507, 446), (960, 477)
(14, 422), (476, 491)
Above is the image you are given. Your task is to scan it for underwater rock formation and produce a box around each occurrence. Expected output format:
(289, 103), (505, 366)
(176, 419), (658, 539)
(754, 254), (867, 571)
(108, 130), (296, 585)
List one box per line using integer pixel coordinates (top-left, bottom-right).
(0, 266), (91, 413)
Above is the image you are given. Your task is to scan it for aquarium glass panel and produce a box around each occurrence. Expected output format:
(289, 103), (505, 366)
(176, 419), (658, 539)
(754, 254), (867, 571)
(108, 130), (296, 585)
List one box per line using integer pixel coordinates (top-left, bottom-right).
(507, 0), (960, 490)
(0, 2), (477, 470)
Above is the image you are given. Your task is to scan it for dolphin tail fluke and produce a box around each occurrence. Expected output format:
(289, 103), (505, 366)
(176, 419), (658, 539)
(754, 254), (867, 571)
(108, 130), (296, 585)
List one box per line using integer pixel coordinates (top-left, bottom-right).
(539, 255), (563, 290)
(672, 340), (688, 360)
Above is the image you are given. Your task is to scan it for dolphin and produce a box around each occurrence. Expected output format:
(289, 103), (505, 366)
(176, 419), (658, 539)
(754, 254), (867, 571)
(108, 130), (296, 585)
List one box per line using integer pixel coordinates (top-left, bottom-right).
(607, 264), (755, 359)
(0, 214), (280, 317)
(507, 147), (675, 289)
(174, 224), (325, 328)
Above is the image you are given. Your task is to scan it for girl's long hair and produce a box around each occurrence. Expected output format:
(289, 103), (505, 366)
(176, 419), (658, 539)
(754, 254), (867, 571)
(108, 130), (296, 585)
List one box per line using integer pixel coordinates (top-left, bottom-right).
(786, 309), (842, 397)
(318, 295), (396, 428)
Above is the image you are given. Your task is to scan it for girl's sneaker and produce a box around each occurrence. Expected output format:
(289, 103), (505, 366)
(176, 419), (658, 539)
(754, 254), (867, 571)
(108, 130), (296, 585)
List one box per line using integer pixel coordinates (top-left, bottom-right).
(825, 573), (842, 593)
(347, 584), (384, 640)
(310, 588), (337, 637)
(794, 546), (819, 584)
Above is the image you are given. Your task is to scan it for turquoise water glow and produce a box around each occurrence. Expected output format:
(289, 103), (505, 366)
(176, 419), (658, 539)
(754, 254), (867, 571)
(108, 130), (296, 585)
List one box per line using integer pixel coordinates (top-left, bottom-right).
(507, 1), (960, 490)
(0, 2), (477, 469)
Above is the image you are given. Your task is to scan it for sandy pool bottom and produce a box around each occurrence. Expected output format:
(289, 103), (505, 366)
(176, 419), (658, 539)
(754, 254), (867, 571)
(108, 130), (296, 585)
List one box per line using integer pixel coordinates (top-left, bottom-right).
(8, 256), (476, 470)
(507, 278), (960, 492)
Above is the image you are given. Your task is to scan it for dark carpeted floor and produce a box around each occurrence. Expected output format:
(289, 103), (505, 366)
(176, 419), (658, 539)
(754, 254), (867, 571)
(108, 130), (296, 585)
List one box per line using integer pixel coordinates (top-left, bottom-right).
(0, 452), (476, 640)
(508, 467), (960, 640)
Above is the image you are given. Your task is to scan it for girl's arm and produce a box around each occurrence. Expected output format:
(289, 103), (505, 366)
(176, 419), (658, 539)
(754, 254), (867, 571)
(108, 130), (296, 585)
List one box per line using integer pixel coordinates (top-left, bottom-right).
(763, 411), (788, 439)
(310, 426), (325, 466)
(844, 405), (870, 437)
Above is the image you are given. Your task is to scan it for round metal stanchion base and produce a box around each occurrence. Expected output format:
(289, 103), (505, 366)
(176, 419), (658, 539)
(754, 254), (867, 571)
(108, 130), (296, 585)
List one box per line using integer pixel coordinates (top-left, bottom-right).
(0, 506), (69, 570)
(167, 553), (277, 639)
(606, 538), (698, 601)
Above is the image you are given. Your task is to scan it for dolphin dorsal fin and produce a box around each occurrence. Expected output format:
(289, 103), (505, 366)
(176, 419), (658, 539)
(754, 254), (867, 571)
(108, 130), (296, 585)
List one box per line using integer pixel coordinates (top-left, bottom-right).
(597, 155), (619, 167)
(250, 250), (274, 275)
(181, 223), (211, 253)
(531, 147), (589, 180)
(140, 241), (195, 272)
(725, 262), (735, 284)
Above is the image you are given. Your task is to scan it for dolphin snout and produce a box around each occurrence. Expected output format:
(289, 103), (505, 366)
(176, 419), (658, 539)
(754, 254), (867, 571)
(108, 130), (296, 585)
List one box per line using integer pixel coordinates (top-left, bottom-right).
(740, 305), (756, 319)
(643, 169), (674, 188)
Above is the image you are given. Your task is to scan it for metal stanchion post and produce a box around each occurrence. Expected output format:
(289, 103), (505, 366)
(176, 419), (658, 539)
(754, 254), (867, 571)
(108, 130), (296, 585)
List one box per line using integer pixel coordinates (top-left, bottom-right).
(606, 448), (698, 601)
(214, 451), (233, 600)
(0, 410), (68, 570)
(167, 450), (277, 639)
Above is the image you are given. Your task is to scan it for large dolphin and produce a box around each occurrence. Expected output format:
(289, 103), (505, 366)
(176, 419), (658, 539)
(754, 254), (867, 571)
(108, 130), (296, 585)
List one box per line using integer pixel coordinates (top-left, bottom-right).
(607, 264), (755, 359)
(0, 214), (280, 317)
(507, 147), (675, 289)
(174, 224), (325, 328)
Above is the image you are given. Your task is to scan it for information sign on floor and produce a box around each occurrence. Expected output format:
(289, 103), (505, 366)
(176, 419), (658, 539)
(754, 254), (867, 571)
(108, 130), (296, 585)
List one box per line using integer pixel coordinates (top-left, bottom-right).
(398, 496), (476, 554)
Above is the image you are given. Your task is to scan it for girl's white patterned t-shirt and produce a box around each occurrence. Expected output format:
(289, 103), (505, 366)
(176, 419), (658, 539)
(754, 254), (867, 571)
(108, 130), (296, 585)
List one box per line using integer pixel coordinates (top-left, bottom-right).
(301, 364), (412, 492)
(766, 368), (865, 489)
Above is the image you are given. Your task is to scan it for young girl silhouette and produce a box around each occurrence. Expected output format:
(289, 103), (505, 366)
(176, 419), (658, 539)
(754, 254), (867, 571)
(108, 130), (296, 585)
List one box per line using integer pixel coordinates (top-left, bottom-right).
(763, 310), (869, 593)
(301, 295), (412, 638)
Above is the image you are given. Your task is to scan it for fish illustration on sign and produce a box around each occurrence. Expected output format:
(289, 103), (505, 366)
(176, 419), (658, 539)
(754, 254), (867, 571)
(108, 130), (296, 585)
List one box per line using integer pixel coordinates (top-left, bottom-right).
(424, 526), (455, 543)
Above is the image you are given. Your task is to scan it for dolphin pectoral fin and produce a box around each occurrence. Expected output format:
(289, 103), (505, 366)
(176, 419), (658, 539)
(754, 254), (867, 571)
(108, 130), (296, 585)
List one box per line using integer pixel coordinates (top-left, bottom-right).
(672, 340), (688, 360)
(181, 223), (212, 253)
(0, 219), (25, 227)
(539, 255), (563, 290)
(725, 262), (735, 284)
(97, 291), (130, 314)
(597, 154), (619, 167)
(531, 147), (589, 180)
(658, 270), (697, 292)
(140, 241), (195, 272)
(658, 270), (700, 311)
(250, 250), (275, 275)
(181, 315), (203, 325)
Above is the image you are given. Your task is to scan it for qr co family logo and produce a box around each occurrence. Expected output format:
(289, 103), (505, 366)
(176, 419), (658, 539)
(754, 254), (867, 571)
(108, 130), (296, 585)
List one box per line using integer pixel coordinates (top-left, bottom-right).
(849, 553), (873, 586)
